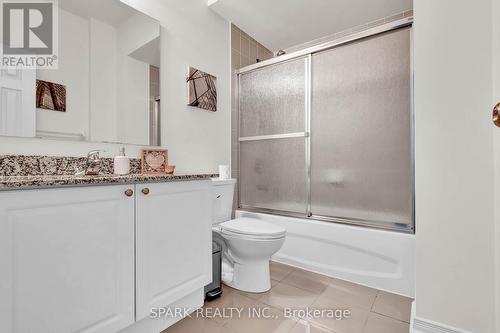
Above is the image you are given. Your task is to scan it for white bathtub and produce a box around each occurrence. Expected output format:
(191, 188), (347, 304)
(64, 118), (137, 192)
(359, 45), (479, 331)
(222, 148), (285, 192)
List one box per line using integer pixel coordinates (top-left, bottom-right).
(236, 210), (415, 297)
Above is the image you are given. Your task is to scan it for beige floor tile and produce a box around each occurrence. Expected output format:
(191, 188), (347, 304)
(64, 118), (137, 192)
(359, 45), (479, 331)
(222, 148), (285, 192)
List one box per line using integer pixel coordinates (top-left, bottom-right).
(224, 284), (260, 300)
(168, 265), (408, 333)
(362, 313), (409, 333)
(163, 315), (235, 333)
(229, 279), (279, 300)
(223, 300), (297, 333)
(289, 320), (337, 333)
(258, 282), (321, 310)
(281, 268), (332, 294)
(371, 291), (412, 323)
(307, 302), (370, 333)
(204, 286), (256, 324)
(270, 261), (295, 281)
(314, 279), (377, 310)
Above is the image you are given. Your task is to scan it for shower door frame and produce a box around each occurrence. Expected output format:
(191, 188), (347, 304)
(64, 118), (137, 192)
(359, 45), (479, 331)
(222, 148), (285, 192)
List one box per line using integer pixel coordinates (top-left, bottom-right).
(235, 16), (415, 234)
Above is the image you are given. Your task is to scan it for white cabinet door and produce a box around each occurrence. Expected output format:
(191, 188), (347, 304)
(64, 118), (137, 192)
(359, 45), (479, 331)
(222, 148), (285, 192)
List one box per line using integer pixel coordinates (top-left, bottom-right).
(135, 181), (212, 320)
(0, 185), (135, 333)
(0, 68), (35, 137)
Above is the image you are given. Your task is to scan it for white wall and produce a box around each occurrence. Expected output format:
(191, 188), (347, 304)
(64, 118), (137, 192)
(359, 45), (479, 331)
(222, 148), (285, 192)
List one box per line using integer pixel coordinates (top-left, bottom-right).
(116, 56), (150, 145)
(90, 13), (157, 146)
(89, 18), (118, 143)
(120, 0), (231, 173)
(0, 0), (231, 174)
(414, 0), (495, 332)
(117, 13), (160, 56)
(36, 8), (89, 138)
(116, 13), (158, 145)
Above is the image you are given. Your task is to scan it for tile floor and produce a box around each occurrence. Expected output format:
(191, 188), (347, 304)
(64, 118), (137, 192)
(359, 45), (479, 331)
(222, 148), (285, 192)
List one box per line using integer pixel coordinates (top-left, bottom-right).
(163, 261), (412, 333)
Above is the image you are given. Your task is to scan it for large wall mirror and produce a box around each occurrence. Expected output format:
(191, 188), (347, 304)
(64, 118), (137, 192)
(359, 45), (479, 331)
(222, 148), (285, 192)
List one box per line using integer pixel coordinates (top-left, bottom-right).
(0, 0), (162, 146)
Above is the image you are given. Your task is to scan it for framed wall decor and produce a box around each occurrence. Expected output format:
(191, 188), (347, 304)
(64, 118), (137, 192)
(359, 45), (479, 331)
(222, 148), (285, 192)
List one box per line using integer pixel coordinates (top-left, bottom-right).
(187, 66), (217, 112)
(36, 79), (67, 112)
(141, 148), (168, 175)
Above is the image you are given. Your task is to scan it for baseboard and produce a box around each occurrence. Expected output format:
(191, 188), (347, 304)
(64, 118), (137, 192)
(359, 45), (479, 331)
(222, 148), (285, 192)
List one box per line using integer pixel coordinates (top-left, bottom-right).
(410, 301), (415, 332)
(413, 316), (473, 333)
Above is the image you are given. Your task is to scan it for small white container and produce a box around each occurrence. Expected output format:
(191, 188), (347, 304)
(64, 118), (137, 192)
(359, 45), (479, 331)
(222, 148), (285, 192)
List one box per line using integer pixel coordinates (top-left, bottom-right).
(219, 165), (230, 180)
(114, 147), (130, 175)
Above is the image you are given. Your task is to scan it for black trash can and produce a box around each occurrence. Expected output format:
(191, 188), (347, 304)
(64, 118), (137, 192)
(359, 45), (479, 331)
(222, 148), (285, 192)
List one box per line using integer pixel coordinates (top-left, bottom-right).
(204, 241), (222, 301)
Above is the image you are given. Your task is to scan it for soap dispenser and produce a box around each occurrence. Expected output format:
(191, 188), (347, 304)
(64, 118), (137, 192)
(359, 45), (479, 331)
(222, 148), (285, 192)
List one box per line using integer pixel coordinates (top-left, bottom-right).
(114, 147), (130, 175)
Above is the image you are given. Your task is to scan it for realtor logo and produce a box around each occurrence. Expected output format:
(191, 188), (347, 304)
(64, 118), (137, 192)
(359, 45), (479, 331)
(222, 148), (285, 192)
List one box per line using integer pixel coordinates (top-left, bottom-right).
(1, 0), (58, 68)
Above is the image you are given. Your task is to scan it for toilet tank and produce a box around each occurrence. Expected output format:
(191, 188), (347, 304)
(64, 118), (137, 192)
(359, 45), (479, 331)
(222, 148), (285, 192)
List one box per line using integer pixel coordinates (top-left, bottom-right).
(211, 178), (237, 224)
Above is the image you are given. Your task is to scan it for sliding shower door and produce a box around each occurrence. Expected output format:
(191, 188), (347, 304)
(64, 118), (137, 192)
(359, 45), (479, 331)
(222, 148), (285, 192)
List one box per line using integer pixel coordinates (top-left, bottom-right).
(238, 57), (308, 214)
(236, 24), (413, 232)
(310, 28), (413, 231)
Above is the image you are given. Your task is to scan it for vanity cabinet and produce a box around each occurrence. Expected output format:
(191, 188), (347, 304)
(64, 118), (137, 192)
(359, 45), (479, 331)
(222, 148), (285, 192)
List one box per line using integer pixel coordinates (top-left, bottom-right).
(135, 181), (212, 320)
(0, 180), (213, 333)
(0, 185), (136, 333)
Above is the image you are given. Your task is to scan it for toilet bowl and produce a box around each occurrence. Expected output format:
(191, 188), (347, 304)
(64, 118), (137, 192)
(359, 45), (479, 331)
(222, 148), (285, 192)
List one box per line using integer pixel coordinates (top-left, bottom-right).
(211, 178), (286, 293)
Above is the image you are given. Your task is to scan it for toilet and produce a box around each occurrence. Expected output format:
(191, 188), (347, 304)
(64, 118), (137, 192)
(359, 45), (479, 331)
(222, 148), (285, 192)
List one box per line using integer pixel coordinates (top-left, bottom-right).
(211, 178), (286, 293)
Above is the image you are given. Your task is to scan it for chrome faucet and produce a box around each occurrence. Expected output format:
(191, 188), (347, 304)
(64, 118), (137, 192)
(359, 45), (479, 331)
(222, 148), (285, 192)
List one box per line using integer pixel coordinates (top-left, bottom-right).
(75, 150), (105, 176)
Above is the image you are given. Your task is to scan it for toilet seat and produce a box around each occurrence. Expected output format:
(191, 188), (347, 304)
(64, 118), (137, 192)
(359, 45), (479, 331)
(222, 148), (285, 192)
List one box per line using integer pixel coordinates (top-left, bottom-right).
(219, 217), (286, 240)
(221, 228), (285, 240)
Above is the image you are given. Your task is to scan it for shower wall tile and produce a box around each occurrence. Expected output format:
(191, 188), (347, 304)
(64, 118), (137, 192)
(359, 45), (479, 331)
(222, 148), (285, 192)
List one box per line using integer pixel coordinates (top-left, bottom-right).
(230, 23), (274, 68)
(231, 129), (238, 146)
(231, 149), (239, 170)
(240, 35), (250, 58)
(258, 46), (273, 61)
(249, 40), (258, 61)
(403, 10), (414, 17)
(230, 24), (274, 212)
(231, 25), (240, 50)
(241, 55), (251, 67)
(231, 49), (241, 70)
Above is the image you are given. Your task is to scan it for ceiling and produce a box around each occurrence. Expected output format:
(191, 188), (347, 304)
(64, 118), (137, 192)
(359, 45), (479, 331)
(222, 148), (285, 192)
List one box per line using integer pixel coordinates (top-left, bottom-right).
(209, 0), (412, 51)
(59, 0), (145, 27)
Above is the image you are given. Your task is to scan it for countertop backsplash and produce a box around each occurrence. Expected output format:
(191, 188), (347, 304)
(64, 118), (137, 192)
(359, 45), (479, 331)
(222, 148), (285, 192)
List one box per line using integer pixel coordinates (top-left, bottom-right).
(0, 154), (142, 177)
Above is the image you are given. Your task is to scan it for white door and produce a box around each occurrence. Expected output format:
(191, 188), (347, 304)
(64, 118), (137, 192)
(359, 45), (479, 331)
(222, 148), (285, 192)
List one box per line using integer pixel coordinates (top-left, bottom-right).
(0, 185), (135, 333)
(135, 181), (212, 320)
(414, 1), (497, 332)
(0, 68), (36, 137)
(494, 0), (500, 330)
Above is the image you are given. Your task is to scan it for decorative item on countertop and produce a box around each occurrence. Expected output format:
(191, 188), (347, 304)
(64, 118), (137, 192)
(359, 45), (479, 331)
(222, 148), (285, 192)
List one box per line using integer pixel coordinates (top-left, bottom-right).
(114, 147), (130, 175)
(165, 165), (176, 175)
(141, 148), (168, 175)
(218, 165), (230, 180)
(187, 66), (217, 112)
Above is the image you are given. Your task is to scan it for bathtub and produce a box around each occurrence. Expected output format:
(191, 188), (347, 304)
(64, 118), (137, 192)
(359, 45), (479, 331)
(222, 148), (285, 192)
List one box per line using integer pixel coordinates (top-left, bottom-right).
(236, 210), (415, 297)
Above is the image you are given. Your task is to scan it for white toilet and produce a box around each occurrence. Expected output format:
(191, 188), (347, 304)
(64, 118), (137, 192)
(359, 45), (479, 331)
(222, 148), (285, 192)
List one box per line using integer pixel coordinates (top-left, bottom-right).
(211, 178), (286, 293)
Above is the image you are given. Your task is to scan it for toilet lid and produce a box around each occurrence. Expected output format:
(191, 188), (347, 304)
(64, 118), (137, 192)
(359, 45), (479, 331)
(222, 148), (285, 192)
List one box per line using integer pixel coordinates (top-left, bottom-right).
(220, 217), (286, 237)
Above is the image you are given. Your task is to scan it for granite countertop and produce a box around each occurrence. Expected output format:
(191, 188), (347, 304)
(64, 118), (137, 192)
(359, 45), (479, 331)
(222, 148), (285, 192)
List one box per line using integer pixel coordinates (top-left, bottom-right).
(0, 173), (218, 191)
(0, 154), (219, 191)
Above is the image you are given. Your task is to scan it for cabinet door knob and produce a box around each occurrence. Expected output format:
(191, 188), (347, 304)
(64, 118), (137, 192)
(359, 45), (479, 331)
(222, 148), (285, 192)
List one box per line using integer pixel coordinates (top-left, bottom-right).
(142, 188), (150, 195)
(125, 189), (134, 197)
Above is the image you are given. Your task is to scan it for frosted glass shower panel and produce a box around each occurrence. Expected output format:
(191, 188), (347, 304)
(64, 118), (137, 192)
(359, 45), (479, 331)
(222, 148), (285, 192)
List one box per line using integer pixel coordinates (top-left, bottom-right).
(239, 57), (307, 137)
(239, 138), (307, 214)
(310, 28), (413, 228)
